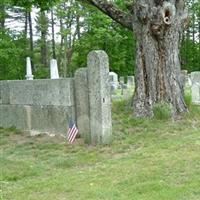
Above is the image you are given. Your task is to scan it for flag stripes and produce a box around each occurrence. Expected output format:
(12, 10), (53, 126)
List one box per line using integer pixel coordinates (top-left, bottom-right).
(67, 122), (78, 143)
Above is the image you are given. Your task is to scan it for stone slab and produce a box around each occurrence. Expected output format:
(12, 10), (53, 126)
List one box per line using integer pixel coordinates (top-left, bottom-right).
(74, 68), (90, 142)
(0, 79), (74, 106)
(0, 104), (75, 135)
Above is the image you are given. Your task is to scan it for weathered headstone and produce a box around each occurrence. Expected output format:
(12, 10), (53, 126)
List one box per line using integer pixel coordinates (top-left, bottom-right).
(109, 71), (119, 89)
(74, 68), (90, 143)
(87, 50), (112, 144)
(191, 72), (200, 84)
(191, 83), (200, 104)
(50, 59), (59, 79)
(127, 76), (135, 88)
(191, 71), (200, 105)
(180, 70), (188, 87)
(119, 76), (125, 84)
(25, 57), (34, 80)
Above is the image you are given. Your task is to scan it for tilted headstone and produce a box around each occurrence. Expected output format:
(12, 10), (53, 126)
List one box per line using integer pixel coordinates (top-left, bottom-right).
(87, 50), (112, 144)
(191, 71), (200, 105)
(50, 59), (59, 79)
(74, 68), (90, 143)
(25, 57), (34, 80)
(127, 76), (135, 87)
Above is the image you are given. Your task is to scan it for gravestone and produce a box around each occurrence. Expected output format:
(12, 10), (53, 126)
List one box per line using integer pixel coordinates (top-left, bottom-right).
(127, 76), (135, 88)
(191, 72), (200, 105)
(50, 59), (59, 79)
(25, 57), (34, 80)
(119, 76), (125, 84)
(74, 68), (90, 143)
(191, 84), (200, 104)
(109, 71), (119, 90)
(180, 70), (188, 87)
(191, 72), (200, 84)
(87, 50), (112, 144)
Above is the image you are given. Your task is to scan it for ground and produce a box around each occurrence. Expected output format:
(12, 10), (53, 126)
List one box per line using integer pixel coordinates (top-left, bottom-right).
(1, 99), (200, 200)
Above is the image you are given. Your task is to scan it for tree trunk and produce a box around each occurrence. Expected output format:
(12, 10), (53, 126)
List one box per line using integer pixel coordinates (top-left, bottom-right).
(28, 11), (34, 71)
(51, 8), (56, 59)
(0, 4), (6, 29)
(40, 10), (48, 67)
(80, 0), (189, 118)
(132, 1), (188, 117)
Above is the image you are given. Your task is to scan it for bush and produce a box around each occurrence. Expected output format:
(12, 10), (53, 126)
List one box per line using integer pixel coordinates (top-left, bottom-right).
(184, 88), (192, 109)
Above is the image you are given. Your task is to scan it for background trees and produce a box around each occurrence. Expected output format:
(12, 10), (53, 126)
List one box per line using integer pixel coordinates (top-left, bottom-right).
(0, 0), (199, 80)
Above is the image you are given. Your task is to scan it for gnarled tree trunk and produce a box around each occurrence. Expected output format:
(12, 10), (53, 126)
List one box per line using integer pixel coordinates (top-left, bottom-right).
(132, 1), (188, 117)
(80, 0), (188, 117)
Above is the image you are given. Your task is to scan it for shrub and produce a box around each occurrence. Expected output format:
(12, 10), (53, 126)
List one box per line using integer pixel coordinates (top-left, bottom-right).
(184, 88), (192, 109)
(153, 102), (171, 120)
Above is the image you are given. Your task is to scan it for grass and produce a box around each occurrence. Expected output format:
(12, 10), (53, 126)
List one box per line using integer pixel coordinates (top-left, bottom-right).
(1, 101), (200, 200)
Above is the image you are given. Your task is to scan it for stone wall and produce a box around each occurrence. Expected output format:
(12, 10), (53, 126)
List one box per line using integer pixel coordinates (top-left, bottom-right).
(0, 50), (112, 144)
(0, 79), (75, 135)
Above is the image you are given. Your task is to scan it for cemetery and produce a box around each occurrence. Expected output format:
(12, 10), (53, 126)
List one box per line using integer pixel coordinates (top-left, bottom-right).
(1, 50), (200, 199)
(1, 0), (200, 199)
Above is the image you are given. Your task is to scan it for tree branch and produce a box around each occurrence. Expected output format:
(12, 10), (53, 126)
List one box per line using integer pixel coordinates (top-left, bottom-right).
(79, 0), (133, 30)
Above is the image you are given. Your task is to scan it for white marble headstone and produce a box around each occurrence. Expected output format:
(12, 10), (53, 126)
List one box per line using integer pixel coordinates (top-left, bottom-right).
(25, 57), (34, 80)
(50, 59), (59, 79)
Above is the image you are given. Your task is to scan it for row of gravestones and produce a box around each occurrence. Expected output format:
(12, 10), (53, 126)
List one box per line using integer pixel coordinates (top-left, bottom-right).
(25, 55), (200, 105)
(25, 57), (59, 80)
(109, 70), (200, 105)
(109, 71), (135, 92)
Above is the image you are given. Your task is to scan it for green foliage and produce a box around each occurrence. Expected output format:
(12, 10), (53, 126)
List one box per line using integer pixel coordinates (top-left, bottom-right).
(0, 29), (26, 80)
(180, 0), (200, 72)
(70, 6), (135, 77)
(153, 102), (172, 120)
(34, 67), (49, 79)
(180, 39), (200, 72)
(0, 0), (199, 80)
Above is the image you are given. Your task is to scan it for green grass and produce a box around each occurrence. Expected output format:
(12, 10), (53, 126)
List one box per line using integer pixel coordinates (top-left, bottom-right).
(1, 102), (200, 200)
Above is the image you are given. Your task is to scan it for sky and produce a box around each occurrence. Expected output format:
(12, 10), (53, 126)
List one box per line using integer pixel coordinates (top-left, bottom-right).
(6, 7), (61, 42)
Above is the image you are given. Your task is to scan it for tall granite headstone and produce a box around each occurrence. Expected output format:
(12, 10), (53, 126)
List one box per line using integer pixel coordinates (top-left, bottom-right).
(87, 50), (112, 144)
(74, 68), (90, 143)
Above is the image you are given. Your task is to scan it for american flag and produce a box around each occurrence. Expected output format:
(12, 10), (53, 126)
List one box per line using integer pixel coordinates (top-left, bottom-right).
(67, 120), (78, 143)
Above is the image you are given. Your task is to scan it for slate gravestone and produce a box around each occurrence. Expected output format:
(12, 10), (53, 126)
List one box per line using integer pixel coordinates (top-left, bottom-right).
(87, 51), (112, 144)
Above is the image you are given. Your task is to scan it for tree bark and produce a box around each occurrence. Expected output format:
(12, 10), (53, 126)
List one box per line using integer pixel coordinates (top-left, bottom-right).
(28, 11), (34, 71)
(132, 0), (188, 117)
(40, 10), (48, 67)
(51, 8), (56, 59)
(80, 0), (189, 118)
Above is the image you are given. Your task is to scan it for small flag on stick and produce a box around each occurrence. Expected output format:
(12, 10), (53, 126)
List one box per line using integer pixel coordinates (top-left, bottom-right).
(67, 120), (78, 143)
